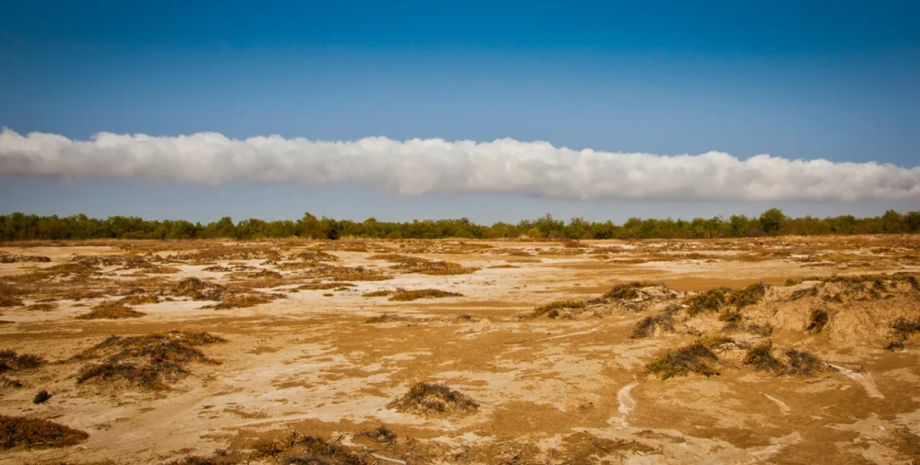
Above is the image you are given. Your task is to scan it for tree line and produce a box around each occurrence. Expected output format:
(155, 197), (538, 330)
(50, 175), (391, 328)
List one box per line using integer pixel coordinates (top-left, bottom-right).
(1, 209), (918, 241)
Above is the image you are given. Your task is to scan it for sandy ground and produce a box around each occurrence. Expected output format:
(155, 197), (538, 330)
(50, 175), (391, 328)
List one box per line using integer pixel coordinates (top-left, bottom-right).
(1, 236), (920, 464)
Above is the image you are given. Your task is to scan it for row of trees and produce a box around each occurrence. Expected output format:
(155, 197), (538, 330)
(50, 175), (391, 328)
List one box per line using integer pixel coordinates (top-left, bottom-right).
(1, 209), (918, 241)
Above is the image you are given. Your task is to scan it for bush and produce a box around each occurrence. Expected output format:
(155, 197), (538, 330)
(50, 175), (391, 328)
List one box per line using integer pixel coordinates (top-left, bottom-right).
(886, 317), (920, 350)
(645, 341), (721, 380)
(76, 301), (145, 320)
(742, 341), (784, 374)
(388, 289), (462, 302)
(0, 350), (44, 374)
(530, 299), (586, 319)
(684, 288), (729, 316)
(0, 415), (88, 450)
(806, 309), (829, 334)
(388, 381), (479, 416)
(604, 281), (660, 300)
(783, 349), (824, 376)
(631, 311), (675, 338)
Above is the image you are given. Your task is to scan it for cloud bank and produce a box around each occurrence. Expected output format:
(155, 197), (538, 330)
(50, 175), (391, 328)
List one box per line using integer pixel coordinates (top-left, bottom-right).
(1, 128), (918, 202)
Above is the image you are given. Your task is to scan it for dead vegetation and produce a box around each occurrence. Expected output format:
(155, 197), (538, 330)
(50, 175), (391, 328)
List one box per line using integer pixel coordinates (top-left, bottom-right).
(806, 309), (830, 334)
(604, 281), (662, 300)
(631, 309), (677, 338)
(0, 350), (45, 375)
(685, 282), (765, 317)
(529, 299), (587, 319)
(0, 415), (88, 450)
(392, 260), (479, 275)
(645, 337), (732, 380)
(353, 425), (397, 445)
(76, 301), (145, 320)
(388, 288), (463, 302)
(0, 253), (51, 263)
(252, 432), (367, 465)
(388, 381), (479, 416)
(73, 331), (225, 390)
(361, 290), (391, 298)
(25, 302), (58, 311)
(742, 342), (826, 377)
(886, 317), (920, 350)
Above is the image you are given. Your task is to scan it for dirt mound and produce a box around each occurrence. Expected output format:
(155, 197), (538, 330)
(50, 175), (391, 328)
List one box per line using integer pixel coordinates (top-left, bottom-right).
(388, 382), (479, 416)
(73, 331), (225, 390)
(0, 415), (88, 450)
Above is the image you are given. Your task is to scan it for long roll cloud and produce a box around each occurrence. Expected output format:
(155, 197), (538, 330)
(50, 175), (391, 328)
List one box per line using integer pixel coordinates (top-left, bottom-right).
(1, 128), (918, 202)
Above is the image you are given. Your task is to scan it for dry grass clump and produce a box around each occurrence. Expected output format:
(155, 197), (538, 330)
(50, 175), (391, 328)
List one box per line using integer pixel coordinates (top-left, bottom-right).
(393, 260), (479, 276)
(175, 278), (227, 300)
(74, 330), (225, 390)
(0, 415), (88, 450)
(119, 294), (160, 305)
(163, 450), (246, 465)
(886, 317), (920, 350)
(742, 341), (785, 374)
(747, 322), (774, 336)
(631, 311), (676, 338)
(206, 293), (277, 310)
(806, 309), (830, 334)
(26, 302), (58, 311)
(252, 432), (367, 464)
(298, 282), (356, 290)
(684, 288), (729, 316)
(290, 250), (339, 262)
(369, 253), (430, 264)
(388, 289), (463, 302)
(0, 283), (25, 307)
(361, 290), (391, 298)
(76, 301), (145, 320)
(353, 425), (396, 445)
(645, 341), (722, 380)
(0, 350), (45, 374)
(530, 299), (587, 319)
(364, 314), (412, 323)
(0, 253), (51, 263)
(487, 264), (520, 269)
(783, 349), (825, 376)
(604, 281), (660, 300)
(170, 246), (282, 264)
(790, 286), (819, 300)
(388, 381), (479, 416)
(726, 282), (766, 309)
(311, 265), (391, 281)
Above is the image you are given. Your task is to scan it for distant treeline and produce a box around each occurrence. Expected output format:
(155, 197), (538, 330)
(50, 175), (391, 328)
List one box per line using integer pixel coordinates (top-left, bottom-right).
(1, 209), (919, 241)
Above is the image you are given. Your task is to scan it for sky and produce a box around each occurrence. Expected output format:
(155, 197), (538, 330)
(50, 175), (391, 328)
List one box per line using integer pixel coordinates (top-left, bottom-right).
(1, 0), (918, 223)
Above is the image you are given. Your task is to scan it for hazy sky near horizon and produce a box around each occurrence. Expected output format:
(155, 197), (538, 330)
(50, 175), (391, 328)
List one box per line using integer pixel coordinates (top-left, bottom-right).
(1, 0), (919, 223)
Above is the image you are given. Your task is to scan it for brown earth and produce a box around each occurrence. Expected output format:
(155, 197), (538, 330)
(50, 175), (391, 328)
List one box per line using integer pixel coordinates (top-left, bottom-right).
(0, 235), (919, 464)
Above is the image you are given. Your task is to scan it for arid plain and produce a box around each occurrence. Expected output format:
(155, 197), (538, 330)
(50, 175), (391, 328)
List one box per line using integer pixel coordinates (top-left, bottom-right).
(2, 236), (920, 464)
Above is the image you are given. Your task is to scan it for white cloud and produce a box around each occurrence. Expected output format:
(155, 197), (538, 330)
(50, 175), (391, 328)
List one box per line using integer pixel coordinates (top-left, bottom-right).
(1, 128), (918, 202)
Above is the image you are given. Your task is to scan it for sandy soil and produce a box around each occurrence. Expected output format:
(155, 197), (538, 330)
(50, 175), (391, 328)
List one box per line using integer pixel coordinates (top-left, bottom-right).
(1, 236), (920, 464)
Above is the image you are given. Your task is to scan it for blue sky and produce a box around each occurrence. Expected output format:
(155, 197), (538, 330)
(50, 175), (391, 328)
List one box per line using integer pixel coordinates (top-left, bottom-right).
(1, 0), (918, 223)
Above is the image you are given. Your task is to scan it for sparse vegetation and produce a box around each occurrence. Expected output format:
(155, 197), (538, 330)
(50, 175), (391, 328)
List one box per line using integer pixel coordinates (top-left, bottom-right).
(76, 301), (145, 319)
(0, 350), (45, 374)
(530, 299), (586, 318)
(0, 415), (88, 450)
(74, 331), (225, 390)
(806, 309), (830, 334)
(251, 432), (367, 464)
(783, 348), (825, 376)
(684, 288), (729, 316)
(388, 381), (479, 416)
(25, 302), (58, 311)
(604, 281), (660, 300)
(631, 311), (675, 338)
(388, 289), (463, 302)
(727, 282), (766, 309)
(886, 317), (920, 350)
(743, 341), (785, 374)
(393, 260), (479, 275)
(361, 290), (391, 297)
(354, 425), (397, 444)
(645, 341), (722, 380)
